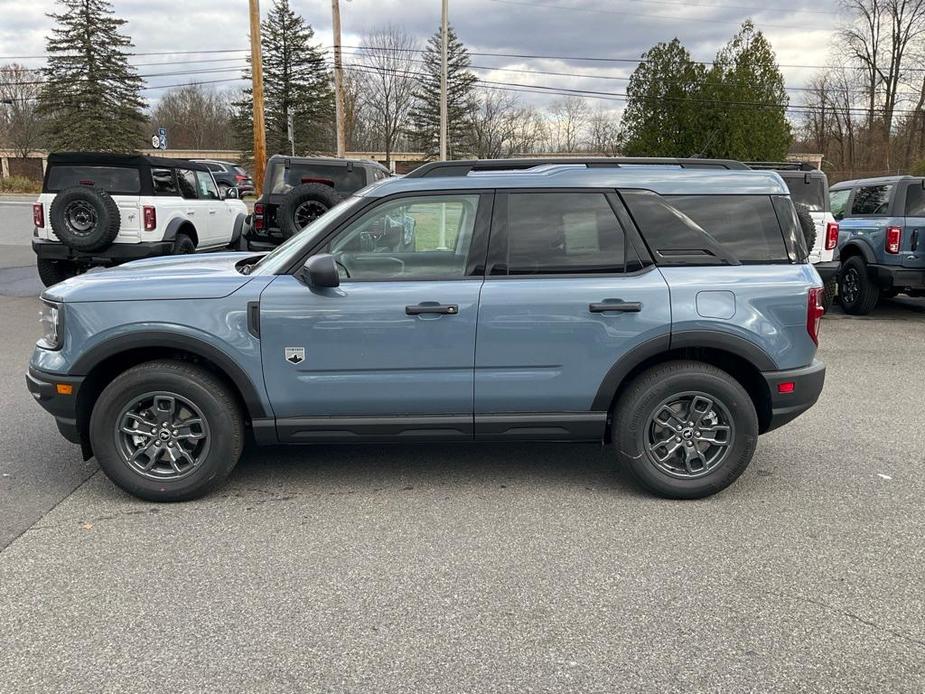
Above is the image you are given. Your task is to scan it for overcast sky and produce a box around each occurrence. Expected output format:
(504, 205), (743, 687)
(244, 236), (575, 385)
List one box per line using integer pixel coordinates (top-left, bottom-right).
(0, 0), (846, 115)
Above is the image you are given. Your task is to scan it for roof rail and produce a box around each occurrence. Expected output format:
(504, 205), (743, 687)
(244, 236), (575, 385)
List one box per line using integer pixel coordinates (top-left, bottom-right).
(405, 157), (750, 178)
(746, 161), (818, 172)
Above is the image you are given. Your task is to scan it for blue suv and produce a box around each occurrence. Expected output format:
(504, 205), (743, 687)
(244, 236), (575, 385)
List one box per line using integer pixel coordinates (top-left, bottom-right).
(830, 175), (925, 314)
(27, 158), (826, 501)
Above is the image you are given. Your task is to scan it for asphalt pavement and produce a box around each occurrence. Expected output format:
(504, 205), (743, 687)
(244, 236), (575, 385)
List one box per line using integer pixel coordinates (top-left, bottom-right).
(0, 197), (923, 692)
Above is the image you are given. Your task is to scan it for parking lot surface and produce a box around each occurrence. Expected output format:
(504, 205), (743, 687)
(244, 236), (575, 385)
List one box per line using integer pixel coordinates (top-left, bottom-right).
(1, 199), (923, 692)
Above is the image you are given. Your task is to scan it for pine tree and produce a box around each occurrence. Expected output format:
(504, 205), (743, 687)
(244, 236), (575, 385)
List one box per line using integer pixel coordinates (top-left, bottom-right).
(38, 0), (145, 152)
(700, 21), (792, 160)
(235, 0), (333, 156)
(408, 25), (477, 159)
(620, 39), (706, 157)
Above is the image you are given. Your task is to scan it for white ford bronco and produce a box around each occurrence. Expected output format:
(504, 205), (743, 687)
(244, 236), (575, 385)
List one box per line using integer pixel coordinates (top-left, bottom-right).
(32, 152), (249, 286)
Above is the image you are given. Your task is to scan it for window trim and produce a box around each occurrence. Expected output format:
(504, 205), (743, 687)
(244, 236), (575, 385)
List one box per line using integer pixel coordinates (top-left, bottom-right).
(280, 190), (495, 282)
(485, 187), (650, 280)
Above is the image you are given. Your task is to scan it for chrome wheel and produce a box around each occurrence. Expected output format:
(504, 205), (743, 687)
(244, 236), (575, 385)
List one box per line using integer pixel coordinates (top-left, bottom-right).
(64, 201), (97, 237)
(115, 391), (210, 481)
(645, 391), (734, 479)
(294, 200), (328, 228)
(841, 267), (860, 305)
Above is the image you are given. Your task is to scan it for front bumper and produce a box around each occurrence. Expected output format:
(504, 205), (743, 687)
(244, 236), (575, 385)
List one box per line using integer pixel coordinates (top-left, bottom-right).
(26, 366), (84, 444)
(33, 238), (174, 264)
(762, 359), (826, 432)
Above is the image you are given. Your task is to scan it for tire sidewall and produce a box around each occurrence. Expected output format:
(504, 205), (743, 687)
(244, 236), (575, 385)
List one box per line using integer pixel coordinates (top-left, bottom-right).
(173, 233), (196, 254)
(840, 256), (878, 315)
(49, 186), (121, 251)
(615, 366), (758, 499)
(90, 367), (241, 501)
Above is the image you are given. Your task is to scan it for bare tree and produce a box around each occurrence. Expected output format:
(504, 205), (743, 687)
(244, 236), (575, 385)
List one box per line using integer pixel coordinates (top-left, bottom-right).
(0, 64), (45, 158)
(470, 89), (518, 158)
(150, 84), (235, 150)
(549, 96), (589, 152)
(587, 107), (622, 156)
(356, 26), (419, 167)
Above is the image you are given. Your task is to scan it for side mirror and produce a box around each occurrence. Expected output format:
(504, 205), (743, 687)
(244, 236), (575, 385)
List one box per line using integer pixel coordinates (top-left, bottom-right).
(224, 186), (240, 200)
(303, 253), (339, 288)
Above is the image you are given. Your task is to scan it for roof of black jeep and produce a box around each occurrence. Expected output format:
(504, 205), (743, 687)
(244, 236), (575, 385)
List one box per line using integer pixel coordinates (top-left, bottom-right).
(47, 152), (210, 172)
(266, 154), (388, 171)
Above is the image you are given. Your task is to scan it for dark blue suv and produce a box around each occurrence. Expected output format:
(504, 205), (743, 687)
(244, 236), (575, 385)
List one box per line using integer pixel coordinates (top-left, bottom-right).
(28, 158), (826, 502)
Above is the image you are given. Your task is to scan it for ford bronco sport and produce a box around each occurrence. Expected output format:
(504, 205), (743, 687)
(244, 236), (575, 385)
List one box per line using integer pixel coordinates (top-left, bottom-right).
(28, 158), (826, 502)
(32, 152), (249, 286)
(829, 175), (925, 314)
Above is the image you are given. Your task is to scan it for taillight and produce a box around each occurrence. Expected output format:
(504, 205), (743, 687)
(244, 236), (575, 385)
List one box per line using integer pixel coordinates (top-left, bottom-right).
(235, 174), (246, 181)
(143, 205), (156, 231)
(254, 202), (265, 231)
(33, 203), (44, 228)
(825, 221), (838, 250)
(807, 287), (825, 345)
(886, 226), (902, 254)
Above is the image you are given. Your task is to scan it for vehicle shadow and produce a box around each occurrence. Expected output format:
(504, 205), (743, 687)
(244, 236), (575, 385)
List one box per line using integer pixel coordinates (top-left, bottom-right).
(825, 294), (925, 320)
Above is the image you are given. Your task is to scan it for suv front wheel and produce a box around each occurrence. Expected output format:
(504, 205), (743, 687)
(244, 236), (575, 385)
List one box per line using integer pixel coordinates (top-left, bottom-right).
(612, 361), (758, 499)
(89, 360), (244, 501)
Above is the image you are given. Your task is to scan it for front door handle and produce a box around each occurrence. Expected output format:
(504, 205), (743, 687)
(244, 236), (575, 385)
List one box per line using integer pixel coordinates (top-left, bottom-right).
(589, 300), (642, 313)
(406, 303), (459, 316)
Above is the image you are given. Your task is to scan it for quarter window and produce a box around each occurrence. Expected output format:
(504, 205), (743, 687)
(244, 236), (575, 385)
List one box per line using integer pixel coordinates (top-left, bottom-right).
(851, 185), (893, 215)
(327, 194), (480, 280)
(830, 189), (851, 220)
(151, 168), (178, 195)
(496, 193), (628, 275)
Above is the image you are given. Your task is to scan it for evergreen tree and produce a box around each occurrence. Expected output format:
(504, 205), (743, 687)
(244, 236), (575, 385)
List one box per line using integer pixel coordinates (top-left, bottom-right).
(700, 21), (792, 160)
(38, 0), (145, 152)
(620, 39), (705, 157)
(235, 0), (334, 156)
(408, 25), (477, 159)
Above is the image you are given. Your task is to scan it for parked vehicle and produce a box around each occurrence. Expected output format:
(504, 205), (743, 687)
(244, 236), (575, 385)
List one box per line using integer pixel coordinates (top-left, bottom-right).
(32, 153), (249, 286)
(748, 162), (839, 309)
(191, 159), (255, 195)
(829, 176), (925, 314)
(28, 157), (825, 502)
(247, 155), (391, 249)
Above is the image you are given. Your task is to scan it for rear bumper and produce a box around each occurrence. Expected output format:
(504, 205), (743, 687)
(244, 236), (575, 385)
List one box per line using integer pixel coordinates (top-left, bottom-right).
(26, 366), (84, 444)
(813, 261), (839, 283)
(33, 238), (174, 263)
(868, 264), (925, 290)
(762, 359), (826, 432)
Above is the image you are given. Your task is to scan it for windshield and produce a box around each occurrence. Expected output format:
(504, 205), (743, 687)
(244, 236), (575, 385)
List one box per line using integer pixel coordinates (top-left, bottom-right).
(251, 196), (365, 275)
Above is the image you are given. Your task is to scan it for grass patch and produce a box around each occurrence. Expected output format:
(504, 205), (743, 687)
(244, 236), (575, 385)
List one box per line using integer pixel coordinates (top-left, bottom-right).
(0, 176), (41, 194)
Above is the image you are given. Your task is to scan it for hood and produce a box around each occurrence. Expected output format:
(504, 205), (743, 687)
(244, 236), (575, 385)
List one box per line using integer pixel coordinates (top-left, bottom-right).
(44, 252), (260, 303)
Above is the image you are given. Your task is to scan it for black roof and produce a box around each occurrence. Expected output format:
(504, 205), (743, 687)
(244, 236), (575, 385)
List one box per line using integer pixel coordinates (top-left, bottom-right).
(266, 154), (389, 171)
(47, 152), (210, 172)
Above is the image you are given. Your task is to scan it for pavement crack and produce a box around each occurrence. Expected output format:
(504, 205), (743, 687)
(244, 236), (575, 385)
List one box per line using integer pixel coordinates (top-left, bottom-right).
(762, 589), (925, 649)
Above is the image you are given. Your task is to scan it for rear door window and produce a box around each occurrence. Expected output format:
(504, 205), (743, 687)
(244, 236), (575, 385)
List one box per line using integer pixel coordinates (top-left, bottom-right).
(851, 185), (893, 215)
(151, 168), (178, 196)
(46, 166), (141, 194)
(176, 169), (198, 199)
(195, 171), (220, 200)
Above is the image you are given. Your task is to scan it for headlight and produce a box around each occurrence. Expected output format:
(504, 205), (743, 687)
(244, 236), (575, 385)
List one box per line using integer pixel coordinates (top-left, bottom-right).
(38, 300), (63, 350)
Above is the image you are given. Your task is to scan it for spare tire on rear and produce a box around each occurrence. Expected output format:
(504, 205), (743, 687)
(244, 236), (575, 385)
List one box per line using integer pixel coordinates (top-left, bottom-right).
(277, 183), (342, 239)
(795, 203), (817, 254)
(49, 185), (121, 251)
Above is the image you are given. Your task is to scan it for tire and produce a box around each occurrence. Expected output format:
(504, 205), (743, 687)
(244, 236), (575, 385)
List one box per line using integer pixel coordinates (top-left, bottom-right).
(36, 258), (79, 287)
(89, 360), (244, 502)
(839, 256), (879, 315)
(172, 233), (196, 255)
(795, 203), (817, 253)
(612, 360), (759, 499)
(277, 183), (342, 239)
(49, 185), (121, 251)
(821, 275), (837, 312)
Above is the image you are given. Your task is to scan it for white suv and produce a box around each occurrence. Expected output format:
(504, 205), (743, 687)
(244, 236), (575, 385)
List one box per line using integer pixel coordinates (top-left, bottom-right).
(32, 152), (249, 286)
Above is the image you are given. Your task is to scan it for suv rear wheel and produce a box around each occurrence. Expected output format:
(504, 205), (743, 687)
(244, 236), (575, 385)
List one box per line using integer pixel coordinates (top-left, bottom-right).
(172, 232), (196, 255)
(89, 360), (244, 501)
(839, 256), (879, 315)
(612, 360), (758, 499)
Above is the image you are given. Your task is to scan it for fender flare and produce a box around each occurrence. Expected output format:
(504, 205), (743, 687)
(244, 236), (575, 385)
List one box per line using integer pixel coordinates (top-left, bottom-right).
(163, 217), (197, 244)
(230, 213), (246, 245)
(71, 330), (270, 419)
(839, 240), (876, 265)
(590, 329), (776, 411)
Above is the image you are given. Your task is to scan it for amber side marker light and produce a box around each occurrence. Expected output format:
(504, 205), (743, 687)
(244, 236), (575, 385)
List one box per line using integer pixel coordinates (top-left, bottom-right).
(56, 384), (73, 395)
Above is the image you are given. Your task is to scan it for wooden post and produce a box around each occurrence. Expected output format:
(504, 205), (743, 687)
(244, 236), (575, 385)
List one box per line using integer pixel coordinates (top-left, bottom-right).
(332, 0), (346, 158)
(249, 0), (267, 191)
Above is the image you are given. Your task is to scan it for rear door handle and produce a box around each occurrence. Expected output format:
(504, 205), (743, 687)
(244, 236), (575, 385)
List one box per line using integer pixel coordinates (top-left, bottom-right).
(405, 303), (459, 315)
(589, 300), (642, 313)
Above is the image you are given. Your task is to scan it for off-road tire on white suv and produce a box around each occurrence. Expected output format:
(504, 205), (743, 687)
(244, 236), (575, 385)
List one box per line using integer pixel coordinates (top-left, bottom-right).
(612, 360), (759, 499)
(89, 360), (244, 502)
(36, 259), (79, 286)
(172, 233), (196, 254)
(795, 203), (817, 252)
(49, 186), (121, 251)
(278, 183), (342, 239)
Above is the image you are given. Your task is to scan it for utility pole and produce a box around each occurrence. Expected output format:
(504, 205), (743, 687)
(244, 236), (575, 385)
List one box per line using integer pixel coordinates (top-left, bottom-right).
(331, 0), (346, 158)
(249, 0), (267, 191)
(439, 0), (448, 161)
